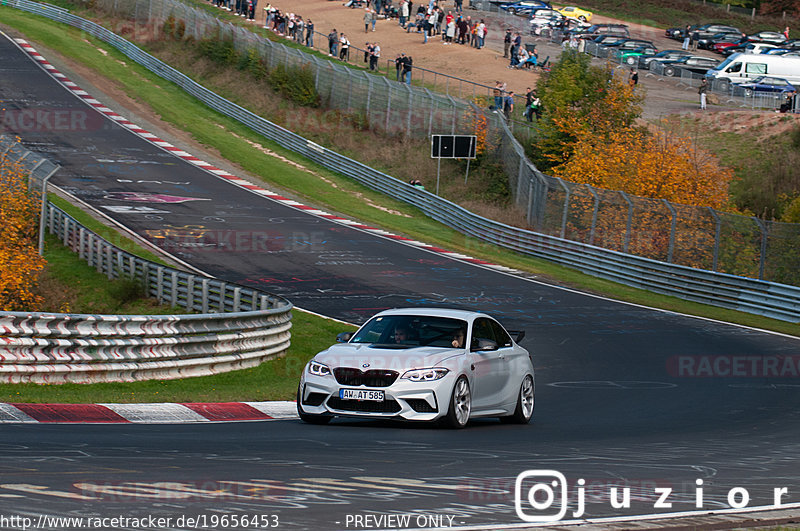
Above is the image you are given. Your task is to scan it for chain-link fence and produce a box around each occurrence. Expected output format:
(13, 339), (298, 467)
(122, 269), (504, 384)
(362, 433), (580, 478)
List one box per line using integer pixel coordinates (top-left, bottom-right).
(34, 0), (800, 285)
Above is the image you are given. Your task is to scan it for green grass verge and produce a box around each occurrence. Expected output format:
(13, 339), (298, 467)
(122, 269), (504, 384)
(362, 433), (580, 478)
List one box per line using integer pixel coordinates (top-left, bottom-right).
(6, 234), (355, 403)
(2, 7), (799, 342)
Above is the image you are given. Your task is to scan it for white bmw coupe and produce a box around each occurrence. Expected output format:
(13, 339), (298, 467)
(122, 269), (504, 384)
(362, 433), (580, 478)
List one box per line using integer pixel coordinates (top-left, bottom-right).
(297, 308), (535, 428)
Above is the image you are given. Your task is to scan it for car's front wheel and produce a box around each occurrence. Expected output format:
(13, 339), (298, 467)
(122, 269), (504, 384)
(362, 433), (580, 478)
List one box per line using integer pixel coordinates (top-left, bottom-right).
(579, 15), (587, 21)
(743, 88), (753, 97)
(297, 385), (332, 425)
(500, 374), (535, 424)
(626, 56), (636, 65)
(444, 376), (471, 428)
(664, 66), (675, 77)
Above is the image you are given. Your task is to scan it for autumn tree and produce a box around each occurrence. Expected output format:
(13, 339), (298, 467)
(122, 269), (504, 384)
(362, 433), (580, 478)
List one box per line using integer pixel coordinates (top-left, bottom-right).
(0, 155), (46, 311)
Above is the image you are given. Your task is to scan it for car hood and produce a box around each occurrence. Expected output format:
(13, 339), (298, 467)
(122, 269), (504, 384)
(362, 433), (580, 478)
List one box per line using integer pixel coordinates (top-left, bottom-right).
(313, 343), (465, 372)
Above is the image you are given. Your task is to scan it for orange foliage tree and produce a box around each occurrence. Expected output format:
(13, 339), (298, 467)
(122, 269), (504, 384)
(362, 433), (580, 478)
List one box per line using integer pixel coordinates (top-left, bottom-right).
(0, 155), (46, 311)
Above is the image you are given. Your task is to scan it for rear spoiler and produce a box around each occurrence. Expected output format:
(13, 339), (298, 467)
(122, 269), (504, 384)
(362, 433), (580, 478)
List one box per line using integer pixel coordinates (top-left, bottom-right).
(508, 330), (526, 343)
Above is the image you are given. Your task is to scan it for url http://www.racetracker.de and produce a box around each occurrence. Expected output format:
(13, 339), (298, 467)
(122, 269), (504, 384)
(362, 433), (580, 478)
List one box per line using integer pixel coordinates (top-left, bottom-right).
(0, 513), (280, 530)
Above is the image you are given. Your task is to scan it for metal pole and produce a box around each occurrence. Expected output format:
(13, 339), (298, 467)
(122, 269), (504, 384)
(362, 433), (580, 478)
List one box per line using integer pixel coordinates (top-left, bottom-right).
(464, 158), (471, 184)
(436, 156), (441, 195)
(38, 165), (61, 256)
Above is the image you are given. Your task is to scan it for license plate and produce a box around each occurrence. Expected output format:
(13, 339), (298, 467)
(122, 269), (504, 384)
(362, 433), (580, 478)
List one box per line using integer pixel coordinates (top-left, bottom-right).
(339, 388), (385, 401)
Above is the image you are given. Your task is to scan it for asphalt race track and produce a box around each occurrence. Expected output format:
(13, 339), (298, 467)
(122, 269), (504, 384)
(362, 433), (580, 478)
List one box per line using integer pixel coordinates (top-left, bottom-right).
(2, 31), (800, 529)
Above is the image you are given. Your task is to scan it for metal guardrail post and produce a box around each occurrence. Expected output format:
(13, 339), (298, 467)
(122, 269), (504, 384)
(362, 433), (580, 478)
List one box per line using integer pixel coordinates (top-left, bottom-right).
(588, 186), (600, 246)
(708, 207), (721, 272)
(556, 177), (570, 239)
(755, 217), (768, 281)
(37, 164), (60, 256)
(663, 199), (677, 263)
(620, 191), (634, 254)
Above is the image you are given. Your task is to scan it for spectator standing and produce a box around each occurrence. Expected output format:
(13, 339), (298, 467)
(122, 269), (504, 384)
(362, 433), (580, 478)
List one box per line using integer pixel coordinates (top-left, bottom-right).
(400, 0), (409, 28)
(339, 33), (350, 60)
(493, 80), (505, 110)
(370, 42), (381, 70)
(531, 91), (541, 120)
(364, 8), (373, 33)
(371, 8), (378, 31)
(503, 28), (512, 58)
(328, 28), (338, 56)
(691, 29), (699, 51)
(402, 54), (413, 84)
(503, 91), (515, 119)
(477, 20), (486, 49)
(454, 0), (462, 13)
(698, 78), (708, 110)
(629, 68), (638, 86)
(682, 24), (691, 50)
(784, 26), (790, 40)
(395, 54), (403, 80)
(445, 19), (455, 44)
(305, 19), (314, 47)
(365, 42), (373, 62)
(524, 87), (534, 122)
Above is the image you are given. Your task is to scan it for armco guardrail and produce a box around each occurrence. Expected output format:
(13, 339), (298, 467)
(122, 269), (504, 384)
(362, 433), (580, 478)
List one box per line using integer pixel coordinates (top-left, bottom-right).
(1, 137), (293, 384)
(4, 8), (800, 323)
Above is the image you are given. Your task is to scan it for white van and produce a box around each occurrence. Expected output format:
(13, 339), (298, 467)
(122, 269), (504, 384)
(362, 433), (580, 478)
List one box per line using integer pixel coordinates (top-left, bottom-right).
(706, 52), (800, 90)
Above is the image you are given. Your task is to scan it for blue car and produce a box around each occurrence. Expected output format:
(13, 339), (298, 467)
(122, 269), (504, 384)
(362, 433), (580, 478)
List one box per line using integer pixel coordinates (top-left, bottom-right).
(736, 76), (796, 97)
(499, 0), (550, 16)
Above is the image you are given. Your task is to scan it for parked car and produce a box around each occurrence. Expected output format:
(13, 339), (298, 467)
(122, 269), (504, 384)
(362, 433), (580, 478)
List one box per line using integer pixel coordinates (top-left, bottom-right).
(500, 0), (550, 15)
(297, 308), (536, 428)
(488, 0), (549, 6)
(735, 76), (796, 96)
(598, 38), (655, 50)
(568, 23), (629, 41)
(749, 31), (788, 45)
(699, 32), (745, 50)
(641, 49), (691, 69)
(665, 23), (741, 41)
(617, 46), (658, 65)
(659, 55), (720, 77)
(555, 5), (592, 22)
(713, 38), (747, 54)
(524, 6), (562, 19)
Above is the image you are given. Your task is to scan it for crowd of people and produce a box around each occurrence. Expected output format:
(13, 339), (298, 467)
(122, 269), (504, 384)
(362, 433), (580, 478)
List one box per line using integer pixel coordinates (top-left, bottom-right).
(213, 0), (546, 121)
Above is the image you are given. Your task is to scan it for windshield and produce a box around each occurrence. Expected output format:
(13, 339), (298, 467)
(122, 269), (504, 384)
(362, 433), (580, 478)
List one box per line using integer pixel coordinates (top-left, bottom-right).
(712, 56), (735, 71)
(350, 315), (468, 348)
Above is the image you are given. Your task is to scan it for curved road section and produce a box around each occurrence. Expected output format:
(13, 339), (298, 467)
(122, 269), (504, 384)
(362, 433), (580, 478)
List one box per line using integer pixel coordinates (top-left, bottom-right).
(1, 32), (800, 529)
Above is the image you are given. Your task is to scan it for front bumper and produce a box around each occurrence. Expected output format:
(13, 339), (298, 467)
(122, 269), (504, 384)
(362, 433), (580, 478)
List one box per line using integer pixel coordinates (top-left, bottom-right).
(299, 373), (454, 421)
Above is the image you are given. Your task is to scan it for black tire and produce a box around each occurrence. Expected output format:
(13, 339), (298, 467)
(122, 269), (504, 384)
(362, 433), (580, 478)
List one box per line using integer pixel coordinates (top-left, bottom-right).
(578, 15), (587, 21)
(297, 385), (332, 425)
(443, 376), (471, 429)
(499, 374), (535, 424)
(664, 66), (675, 77)
(507, 7), (515, 15)
(718, 79), (730, 93)
(626, 56), (636, 65)
(744, 88), (753, 97)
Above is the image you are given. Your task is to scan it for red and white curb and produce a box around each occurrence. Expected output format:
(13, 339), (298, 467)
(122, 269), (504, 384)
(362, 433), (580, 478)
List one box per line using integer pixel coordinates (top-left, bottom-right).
(0, 401), (298, 423)
(12, 37), (521, 275)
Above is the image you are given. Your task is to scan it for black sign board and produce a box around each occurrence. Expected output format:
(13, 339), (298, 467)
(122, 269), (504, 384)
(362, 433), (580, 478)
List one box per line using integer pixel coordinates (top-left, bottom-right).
(430, 135), (477, 159)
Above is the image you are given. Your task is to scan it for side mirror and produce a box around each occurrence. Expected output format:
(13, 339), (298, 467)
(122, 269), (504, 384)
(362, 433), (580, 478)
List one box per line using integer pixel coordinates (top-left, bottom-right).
(472, 338), (498, 352)
(336, 332), (353, 343)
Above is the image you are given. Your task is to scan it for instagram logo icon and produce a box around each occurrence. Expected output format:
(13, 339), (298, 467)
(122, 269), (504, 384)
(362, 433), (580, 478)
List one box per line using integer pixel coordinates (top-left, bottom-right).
(514, 470), (568, 522)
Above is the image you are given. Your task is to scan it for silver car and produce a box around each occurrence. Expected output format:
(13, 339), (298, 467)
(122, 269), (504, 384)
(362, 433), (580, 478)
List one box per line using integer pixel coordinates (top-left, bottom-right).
(297, 308), (535, 428)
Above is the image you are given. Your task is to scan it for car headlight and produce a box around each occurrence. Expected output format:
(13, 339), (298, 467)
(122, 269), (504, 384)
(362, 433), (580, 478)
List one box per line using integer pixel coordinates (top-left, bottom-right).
(308, 360), (331, 377)
(401, 368), (449, 382)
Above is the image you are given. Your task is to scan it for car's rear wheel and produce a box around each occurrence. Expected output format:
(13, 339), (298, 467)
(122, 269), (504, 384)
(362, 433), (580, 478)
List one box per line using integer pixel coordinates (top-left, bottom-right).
(507, 7), (515, 15)
(718, 79), (730, 92)
(297, 385), (332, 425)
(744, 88), (753, 97)
(579, 15), (587, 21)
(664, 66), (675, 77)
(500, 374), (535, 424)
(626, 56), (636, 65)
(444, 376), (471, 429)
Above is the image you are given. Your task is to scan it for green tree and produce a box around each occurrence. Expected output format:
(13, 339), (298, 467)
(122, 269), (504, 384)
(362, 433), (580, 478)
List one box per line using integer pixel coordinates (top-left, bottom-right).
(533, 50), (643, 171)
